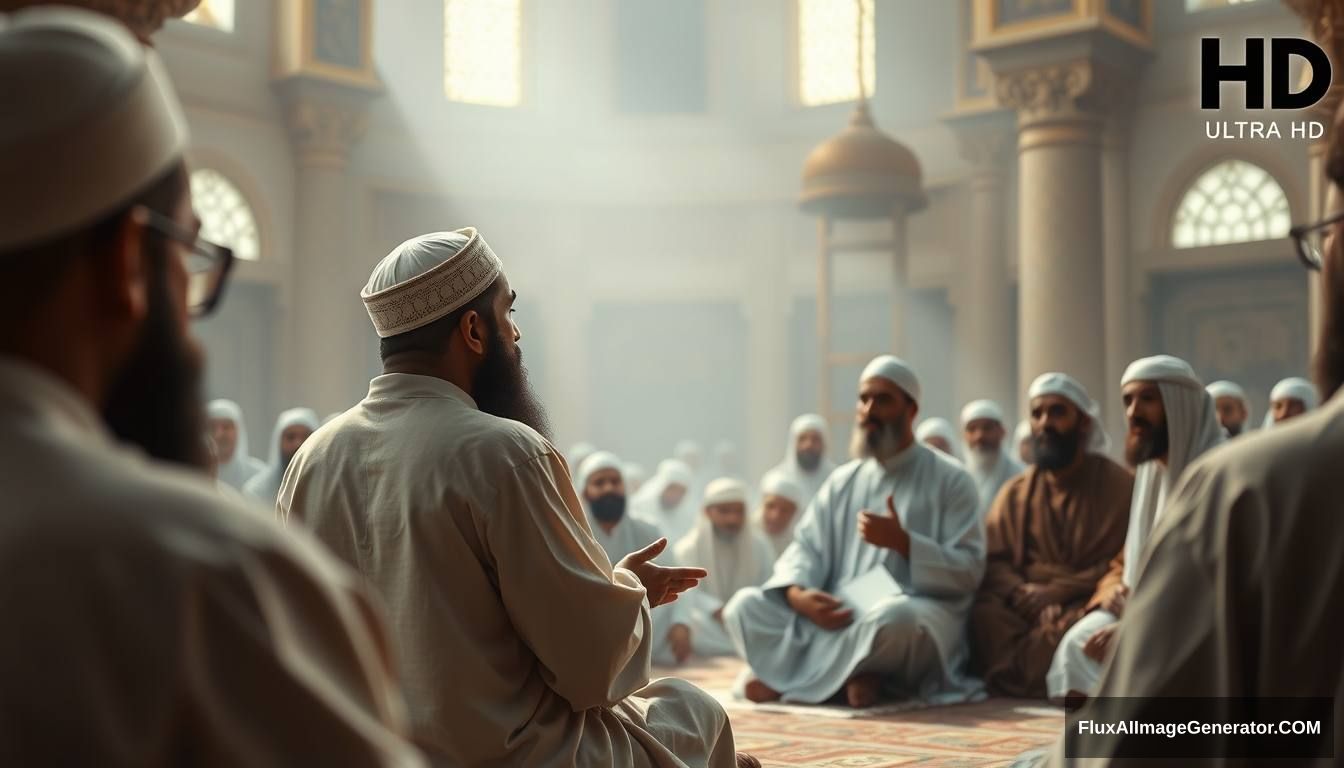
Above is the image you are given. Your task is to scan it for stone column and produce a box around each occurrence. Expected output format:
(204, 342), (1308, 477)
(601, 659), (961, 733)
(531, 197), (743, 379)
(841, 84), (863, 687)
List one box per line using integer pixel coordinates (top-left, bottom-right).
(1102, 109), (1133, 439)
(274, 81), (378, 415)
(997, 61), (1109, 405)
(947, 111), (1017, 420)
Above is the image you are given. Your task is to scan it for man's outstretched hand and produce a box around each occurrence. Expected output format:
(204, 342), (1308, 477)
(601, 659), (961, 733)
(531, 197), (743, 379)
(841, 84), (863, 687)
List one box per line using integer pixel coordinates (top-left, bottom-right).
(616, 538), (707, 607)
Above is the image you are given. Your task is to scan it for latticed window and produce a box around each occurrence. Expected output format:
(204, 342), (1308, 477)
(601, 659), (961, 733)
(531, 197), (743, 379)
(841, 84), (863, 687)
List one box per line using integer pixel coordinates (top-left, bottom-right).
(1171, 160), (1290, 248)
(191, 169), (259, 261)
(798, 0), (875, 107)
(444, 0), (522, 107)
(183, 0), (235, 31)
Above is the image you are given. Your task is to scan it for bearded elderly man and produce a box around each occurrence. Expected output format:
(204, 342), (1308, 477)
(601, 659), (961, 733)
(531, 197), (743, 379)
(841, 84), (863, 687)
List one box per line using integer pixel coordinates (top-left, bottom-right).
(959, 399), (1024, 517)
(763, 413), (835, 510)
(1047, 355), (1223, 702)
(971, 373), (1132, 698)
(279, 229), (754, 768)
(724, 355), (984, 710)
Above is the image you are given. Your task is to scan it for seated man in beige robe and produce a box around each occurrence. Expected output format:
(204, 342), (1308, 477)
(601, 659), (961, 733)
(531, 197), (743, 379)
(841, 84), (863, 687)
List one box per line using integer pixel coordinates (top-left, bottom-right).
(280, 229), (755, 768)
(0, 12), (421, 764)
(971, 373), (1132, 698)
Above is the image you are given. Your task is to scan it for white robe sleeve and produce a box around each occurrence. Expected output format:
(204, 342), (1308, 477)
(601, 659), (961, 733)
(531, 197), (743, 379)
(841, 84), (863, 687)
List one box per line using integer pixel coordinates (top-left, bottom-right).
(906, 468), (986, 598)
(485, 452), (654, 712)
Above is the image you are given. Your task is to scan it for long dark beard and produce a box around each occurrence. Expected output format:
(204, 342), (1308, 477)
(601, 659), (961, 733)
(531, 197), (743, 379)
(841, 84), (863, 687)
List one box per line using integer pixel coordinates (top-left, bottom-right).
(1125, 421), (1169, 467)
(1314, 259), (1344, 400)
(1033, 427), (1080, 471)
(102, 250), (206, 469)
(473, 322), (553, 441)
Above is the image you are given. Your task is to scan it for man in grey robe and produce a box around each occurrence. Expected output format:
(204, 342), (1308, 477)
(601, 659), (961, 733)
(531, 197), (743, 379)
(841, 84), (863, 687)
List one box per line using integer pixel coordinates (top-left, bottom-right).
(578, 450), (663, 565)
(959, 399), (1024, 516)
(723, 355), (985, 709)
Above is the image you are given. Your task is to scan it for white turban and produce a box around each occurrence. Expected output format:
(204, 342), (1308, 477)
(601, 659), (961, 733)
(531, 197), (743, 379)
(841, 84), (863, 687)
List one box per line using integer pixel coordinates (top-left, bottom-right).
(653, 458), (693, 489)
(790, 413), (828, 439)
(0, 7), (189, 251)
(1264, 376), (1319, 428)
(1205, 379), (1247, 404)
(960, 399), (1006, 429)
(621, 462), (647, 489)
(576, 451), (623, 493)
(362, 228), (504, 338)
(1119, 355), (1224, 585)
(1028, 372), (1111, 454)
(702, 477), (748, 507)
(859, 355), (921, 403)
(758, 470), (805, 507)
(915, 417), (957, 445)
(1121, 355), (1223, 483)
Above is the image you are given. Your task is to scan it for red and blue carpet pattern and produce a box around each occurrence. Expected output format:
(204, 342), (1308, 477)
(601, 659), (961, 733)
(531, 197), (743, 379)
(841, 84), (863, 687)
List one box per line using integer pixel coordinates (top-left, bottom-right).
(654, 657), (1063, 767)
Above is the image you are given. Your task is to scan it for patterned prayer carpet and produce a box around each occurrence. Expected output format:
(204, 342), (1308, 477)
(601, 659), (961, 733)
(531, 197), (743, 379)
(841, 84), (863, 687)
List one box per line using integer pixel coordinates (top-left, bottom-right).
(653, 657), (1063, 767)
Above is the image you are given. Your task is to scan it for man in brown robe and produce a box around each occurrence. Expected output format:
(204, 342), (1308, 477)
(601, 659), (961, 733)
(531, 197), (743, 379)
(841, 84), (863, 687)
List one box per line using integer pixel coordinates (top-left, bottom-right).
(971, 372), (1132, 698)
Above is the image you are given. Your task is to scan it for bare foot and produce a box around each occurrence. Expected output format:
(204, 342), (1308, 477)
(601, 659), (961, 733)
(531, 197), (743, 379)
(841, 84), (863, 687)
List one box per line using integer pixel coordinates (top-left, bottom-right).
(736, 754), (762, 768)
(845, 674), (881, 708)
(743, 678), (782, 703)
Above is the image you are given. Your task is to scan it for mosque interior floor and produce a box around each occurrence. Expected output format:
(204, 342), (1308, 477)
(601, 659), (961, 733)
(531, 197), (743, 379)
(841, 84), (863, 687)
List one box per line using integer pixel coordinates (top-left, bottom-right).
(654, 657), (1061, 767)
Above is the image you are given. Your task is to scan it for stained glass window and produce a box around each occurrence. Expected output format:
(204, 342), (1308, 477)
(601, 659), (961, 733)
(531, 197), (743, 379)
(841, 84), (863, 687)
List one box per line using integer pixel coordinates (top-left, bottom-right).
(191, 169), (260, 261)
(444, 0), (522, 107)
(1172, 160), (1290, 248)
(798, 0), (875, 107)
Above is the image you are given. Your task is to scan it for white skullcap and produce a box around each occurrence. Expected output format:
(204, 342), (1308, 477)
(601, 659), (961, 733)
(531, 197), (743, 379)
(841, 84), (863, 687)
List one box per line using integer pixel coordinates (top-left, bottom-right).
(860, 355), (921, 403)
(206, 399), (244, 424)
(674, 440), (703, 461)
(1121, 355), (1203, 390)
(916, 417), (957, 444)
(0, 7), (189, 251)
(758, 470), (805, 507)
(1270, 377), (1318, 409)
(567, 441), (597, 464)
(621, 462), (647, 484)
(790, 413), (827, 438)
(702, 477), (748, 507)
(960, 399), (1005, 429)
(362, 228), (504, 338)
(577, 450), (623, 491)
(1205, 380), (1248, 404)
(1028, 372), (1111, 454)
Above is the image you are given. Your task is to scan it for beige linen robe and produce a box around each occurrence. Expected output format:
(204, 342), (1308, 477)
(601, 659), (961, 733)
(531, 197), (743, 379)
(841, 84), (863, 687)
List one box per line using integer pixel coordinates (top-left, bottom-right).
(0, 359), (421, 767)
(280, 373), (736, 768)
(1045, 394), (1344, 766)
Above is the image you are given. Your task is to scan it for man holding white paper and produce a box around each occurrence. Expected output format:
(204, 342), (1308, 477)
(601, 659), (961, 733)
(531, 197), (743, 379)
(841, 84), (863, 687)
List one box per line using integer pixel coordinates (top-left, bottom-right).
(722, 356), (986, 709)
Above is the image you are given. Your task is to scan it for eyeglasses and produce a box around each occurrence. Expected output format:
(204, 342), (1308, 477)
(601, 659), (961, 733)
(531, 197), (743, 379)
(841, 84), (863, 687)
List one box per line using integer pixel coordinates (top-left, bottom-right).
(133, 206), (234, 317)
(1288, 209), (1344, 272)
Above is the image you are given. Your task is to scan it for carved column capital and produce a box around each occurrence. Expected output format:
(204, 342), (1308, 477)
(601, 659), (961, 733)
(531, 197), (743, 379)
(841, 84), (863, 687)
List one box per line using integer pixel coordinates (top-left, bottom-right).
(275, 77), (374, 171)
(995, 60), (1095, 120)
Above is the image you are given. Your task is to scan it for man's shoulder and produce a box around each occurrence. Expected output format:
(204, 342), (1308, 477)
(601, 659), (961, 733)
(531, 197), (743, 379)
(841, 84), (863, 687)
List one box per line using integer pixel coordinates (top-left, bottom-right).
(1086, 453), (1136, 485)
(1189, 399), (1344, 490)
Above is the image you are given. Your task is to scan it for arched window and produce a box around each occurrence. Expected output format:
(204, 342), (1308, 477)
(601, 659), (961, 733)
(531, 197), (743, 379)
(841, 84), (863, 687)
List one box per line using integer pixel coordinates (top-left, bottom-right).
(798, 0), (875, 107)
(191, 169), (260, 261)
(183, 0), (235, 31)
(444, 0), (522, 106)
(1171, 159), (1290, 248)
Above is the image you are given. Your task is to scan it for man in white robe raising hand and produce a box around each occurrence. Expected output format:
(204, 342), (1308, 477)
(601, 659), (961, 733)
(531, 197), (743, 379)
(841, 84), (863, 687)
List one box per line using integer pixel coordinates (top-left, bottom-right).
(723, 355), (985, 709)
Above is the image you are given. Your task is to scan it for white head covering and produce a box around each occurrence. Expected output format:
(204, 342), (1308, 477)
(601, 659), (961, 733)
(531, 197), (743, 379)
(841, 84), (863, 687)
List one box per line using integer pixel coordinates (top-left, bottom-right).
(1027, 372), (1111, 455)
(673, 440), (703, 469)
(243, 407), (320, 506)
(859, 355), (921, 403)
(766, 413), (835, 510)
(567, 441), (597, 470)
(702, 477), (748, 507)
(960, 399), (1006, 429)
(755, 469), (806, 556)
(629, 458), (698, 542)
(1263, 376), (1319, 428)
(205, 399), (264, 491)
(0, 7), (189, 251)
(673, 477), (770, 604)
(1119, 355), (1224, 585)
(361, 228), (504, 338)
(915, 417), (961, 459)
(576, 450), (623, 496)
(1205, 380), (1252, 430)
